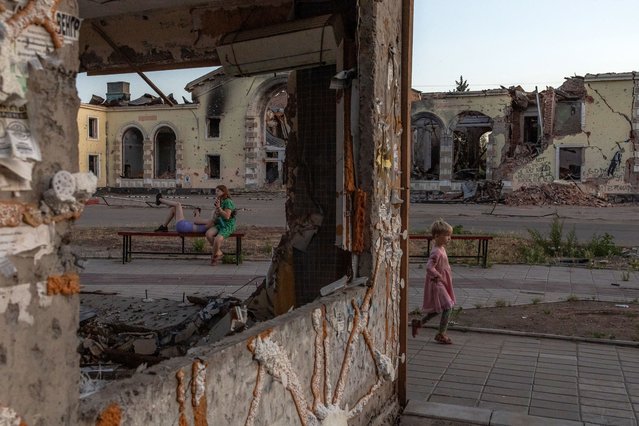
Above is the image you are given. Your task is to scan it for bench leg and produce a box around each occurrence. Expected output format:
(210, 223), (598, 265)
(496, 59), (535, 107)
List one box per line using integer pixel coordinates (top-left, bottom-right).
(236, 236), (242, 265)
(122, 235), (126, 264)
(476, 240), (481, 266)
(127, 235), (132, 262)
(482, 240), (488, 268)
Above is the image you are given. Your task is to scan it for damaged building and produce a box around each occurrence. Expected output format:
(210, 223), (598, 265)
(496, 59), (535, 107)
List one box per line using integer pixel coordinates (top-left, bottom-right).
(78, 69), (289, 190)
(1, 0), (413, 425)
(411, 72), (639, 200)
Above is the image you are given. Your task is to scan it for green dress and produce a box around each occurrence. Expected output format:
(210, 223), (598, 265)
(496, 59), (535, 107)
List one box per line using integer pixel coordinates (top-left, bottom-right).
(215, 198), (236, 238)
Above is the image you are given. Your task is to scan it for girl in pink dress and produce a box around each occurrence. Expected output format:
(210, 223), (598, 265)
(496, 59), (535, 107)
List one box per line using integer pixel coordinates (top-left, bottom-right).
(412, 219), (456, 344)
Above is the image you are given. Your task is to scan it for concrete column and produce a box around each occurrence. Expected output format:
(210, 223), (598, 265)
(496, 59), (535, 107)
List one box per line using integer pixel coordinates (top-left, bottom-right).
(0, 1), (82, 423)
(439, 132), (454, 189)
(143, 137), (153, 186)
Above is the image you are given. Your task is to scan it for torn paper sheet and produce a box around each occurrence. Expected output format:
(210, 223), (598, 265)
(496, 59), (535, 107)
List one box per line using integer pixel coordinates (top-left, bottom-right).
(0, 283), (34, 324)
(0, 224), (53, 261)
(0, 105), (40, 161)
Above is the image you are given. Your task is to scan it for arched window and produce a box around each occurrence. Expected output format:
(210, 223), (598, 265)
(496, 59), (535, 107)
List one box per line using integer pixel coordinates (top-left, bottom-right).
(411, 113), (443, 180)
(452, 112), (492, 180)
(154, 126), (176, 179)
(122, 127), (144, 178)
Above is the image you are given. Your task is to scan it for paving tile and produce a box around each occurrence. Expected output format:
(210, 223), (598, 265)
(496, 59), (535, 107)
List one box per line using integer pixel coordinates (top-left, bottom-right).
(581, 413), (638, 426)
(490, 367), (535, 378)
(482, 385), (531, 399)
(444, 367), (491, 378)
(440, 373), (487, 385)
(490, 410), (583, 426)
(581, 404), (636, 419)
(531, 391), (578, 405)
(580, 396), (634, 411)
(528, 406), (581, 421)
(480, 392), (529, 406)
(532, 384), (578, 395)
(579, 377), (627, 388)
(431, 385), (480, 400)
(533, 377), (578, 389)
(580, 390), (633, 402)
(435, 380), (483, 393)
(530, 397), (579, 412)
(426, 395), (479, 408)
(534, 372), (577, 384)
(580, 383), (629, 395)
(487, 373), (534, 385)
(485, 379), (532, 391)
(579, 370), (624, 381)
(477, 400), (528, 414)
(407, 370), (443, 381)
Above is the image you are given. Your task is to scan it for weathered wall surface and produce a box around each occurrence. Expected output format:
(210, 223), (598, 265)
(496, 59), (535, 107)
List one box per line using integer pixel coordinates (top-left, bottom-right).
(512, 78), (637, 193)
(78, 104), (108, 187)
(0, 0), (83, 424)
(78, 287), (397, 425)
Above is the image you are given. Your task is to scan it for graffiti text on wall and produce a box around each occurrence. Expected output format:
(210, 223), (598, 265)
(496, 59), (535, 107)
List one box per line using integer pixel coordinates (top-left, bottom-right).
(514, 157), (553, 184)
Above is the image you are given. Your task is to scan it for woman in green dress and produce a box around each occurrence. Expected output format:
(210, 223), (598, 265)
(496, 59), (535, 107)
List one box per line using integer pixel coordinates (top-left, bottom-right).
(206, 184), (236, 265)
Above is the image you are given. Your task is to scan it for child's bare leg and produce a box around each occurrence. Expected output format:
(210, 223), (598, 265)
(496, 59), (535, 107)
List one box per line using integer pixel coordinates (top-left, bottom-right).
(161, 207), (176, 227)
(420, 311), (438, 325)
(438, 309), (452, 334)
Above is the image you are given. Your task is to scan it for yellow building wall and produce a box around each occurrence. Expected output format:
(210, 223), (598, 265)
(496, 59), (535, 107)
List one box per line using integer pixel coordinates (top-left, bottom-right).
(513, 79), (635, 193)
(77, 105), (108, 187)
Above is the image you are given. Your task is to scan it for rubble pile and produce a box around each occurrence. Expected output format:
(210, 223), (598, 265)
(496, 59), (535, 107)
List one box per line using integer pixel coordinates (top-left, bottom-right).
(79, 293), (250, 379)
(504, 183), (610, 207)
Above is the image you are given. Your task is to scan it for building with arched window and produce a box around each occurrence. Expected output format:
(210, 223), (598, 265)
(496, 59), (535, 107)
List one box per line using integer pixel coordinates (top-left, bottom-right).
(78, 70), (289, 191)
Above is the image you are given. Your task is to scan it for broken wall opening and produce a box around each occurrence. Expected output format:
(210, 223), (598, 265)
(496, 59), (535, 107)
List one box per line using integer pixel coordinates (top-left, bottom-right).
(154, 126), (176, 179)
(558, 146), (584, 180)
(555, 100), (583, 136)
(452, 112), (491, 180)
(264, 88), (289, 186)
(411, 113), (442, 180)
(122, 127), (144, 178)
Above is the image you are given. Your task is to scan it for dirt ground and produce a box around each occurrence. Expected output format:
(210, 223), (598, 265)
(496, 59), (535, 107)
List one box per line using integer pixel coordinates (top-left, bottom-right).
(72, 226), (639, 343)
(443, 301), (639, 342)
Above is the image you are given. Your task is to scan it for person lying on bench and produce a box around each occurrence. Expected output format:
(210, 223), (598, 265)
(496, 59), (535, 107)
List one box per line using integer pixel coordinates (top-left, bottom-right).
(154, 194), (211, 234)
(206, 185), (236, 266)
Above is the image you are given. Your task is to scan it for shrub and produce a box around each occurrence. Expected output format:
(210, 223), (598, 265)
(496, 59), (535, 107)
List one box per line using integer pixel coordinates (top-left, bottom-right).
(586, 233), (621, 257)
(192, 238), (206, 253)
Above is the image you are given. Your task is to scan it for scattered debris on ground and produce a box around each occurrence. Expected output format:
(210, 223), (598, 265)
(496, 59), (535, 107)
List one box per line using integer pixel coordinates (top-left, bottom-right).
(504, 183), (610, 207)
(79, 292), (250, 381)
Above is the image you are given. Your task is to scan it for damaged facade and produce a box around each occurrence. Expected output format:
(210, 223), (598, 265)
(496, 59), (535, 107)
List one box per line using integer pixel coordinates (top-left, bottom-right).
(2, 0), (412, 425)
(78, 69), (289, 190)
(411, 73), (639, 198)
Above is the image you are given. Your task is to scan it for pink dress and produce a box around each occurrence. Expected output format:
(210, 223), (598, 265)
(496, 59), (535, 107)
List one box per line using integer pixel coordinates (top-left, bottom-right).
(422, 245), (456, 313)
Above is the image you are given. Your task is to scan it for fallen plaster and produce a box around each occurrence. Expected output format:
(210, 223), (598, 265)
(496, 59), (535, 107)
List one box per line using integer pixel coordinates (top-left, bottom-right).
(191, 359), (208, 426)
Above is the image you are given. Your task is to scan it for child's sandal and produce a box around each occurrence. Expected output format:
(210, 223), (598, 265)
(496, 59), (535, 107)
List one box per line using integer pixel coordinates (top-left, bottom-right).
(411, 319), (420, 338)
(435, 333), (452, 344)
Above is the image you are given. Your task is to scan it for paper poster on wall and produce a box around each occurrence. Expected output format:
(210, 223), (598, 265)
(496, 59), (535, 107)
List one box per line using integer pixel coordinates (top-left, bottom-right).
(0, 105), (39, 190)
(0, 4), (81, 104)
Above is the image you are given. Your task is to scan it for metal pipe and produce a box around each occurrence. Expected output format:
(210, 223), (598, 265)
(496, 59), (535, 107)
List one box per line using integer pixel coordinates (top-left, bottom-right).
(399, 0), (414, 408)
(90, 23), (175, 107)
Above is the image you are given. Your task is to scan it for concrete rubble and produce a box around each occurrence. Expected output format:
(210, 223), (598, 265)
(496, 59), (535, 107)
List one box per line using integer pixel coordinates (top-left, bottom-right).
(78, 292), (250, 380)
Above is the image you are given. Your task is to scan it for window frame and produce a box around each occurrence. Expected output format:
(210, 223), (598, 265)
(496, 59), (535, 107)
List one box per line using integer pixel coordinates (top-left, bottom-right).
(206, 116), (221, 139)
(88, 116), (99, 140)
(207, 154), (221, 179)
(555, 145), (584, 182)
(88, 154), (100, 178)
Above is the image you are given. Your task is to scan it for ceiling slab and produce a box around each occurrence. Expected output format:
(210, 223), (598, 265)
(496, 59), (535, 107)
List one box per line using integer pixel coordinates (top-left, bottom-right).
(79, 0), (293, 74)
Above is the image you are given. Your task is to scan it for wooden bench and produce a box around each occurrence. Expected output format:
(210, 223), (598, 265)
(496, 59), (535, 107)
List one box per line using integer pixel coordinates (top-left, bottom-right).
(117, 231), (244, 265)
(409, 235), (493, 268)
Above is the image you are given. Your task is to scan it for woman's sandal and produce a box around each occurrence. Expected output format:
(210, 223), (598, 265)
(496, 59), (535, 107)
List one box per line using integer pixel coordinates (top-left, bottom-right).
(155, 192), (163, 206)
(434, 333), (452, 344)
(210, 253), (224, 265)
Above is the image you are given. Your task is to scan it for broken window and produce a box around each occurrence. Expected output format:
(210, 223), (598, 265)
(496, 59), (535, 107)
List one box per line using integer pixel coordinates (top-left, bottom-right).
(207, 155), (220, 179)
(558, 147), (583, 181)
(88, 154), (99, 177)
(554, 101), (582, 136)
(206, 117), (221, 138)
(122, 127), (144, 178)
(411, 114), (442, 180)
(452, 112), (491, 180)
(88, 117), (98, 139)
(154, 127), (176, 179)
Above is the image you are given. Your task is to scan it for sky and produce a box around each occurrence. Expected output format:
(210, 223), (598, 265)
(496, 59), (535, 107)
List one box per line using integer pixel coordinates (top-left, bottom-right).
(75, 0), (639, 102)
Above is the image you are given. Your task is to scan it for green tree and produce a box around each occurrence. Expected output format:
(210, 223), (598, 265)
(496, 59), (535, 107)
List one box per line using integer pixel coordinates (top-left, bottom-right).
(455, 75), (469, 92)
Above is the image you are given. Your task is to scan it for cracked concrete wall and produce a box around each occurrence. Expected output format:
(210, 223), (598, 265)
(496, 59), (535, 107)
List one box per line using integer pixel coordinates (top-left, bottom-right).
(512, 76), (638, 194)
(0, 0), (82, 424)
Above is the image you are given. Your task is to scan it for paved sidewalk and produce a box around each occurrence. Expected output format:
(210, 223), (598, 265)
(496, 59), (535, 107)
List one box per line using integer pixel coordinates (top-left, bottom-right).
(79, 259), (639, 425)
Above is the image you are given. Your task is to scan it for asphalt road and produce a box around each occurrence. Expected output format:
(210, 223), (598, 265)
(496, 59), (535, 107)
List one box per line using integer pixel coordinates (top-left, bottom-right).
(76, 194), (639, 247)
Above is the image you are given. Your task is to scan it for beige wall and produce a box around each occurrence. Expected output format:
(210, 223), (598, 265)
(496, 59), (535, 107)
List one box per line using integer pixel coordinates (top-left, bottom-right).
(513, 77), (636, 193)
(77, 105), (108, 187)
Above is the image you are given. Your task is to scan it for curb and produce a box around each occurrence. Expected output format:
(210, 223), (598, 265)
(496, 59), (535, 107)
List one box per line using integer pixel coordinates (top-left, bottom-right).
(418, 324), (639, 348)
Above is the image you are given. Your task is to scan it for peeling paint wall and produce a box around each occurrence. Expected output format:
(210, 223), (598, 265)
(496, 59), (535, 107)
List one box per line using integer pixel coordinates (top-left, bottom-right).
(0, 0), (84, 424)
